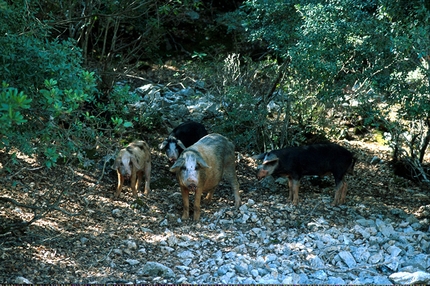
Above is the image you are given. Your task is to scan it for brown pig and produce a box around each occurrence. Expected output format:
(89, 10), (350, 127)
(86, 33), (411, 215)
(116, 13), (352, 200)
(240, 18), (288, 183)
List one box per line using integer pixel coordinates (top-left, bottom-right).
(112, 140), (151, 198)
(169, 133), (241, 221)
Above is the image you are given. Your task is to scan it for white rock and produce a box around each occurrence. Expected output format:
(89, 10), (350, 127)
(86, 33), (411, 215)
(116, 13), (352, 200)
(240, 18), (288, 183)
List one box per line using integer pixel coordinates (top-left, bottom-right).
(282, 273), (301, 284)
(125, 240), (137, 249)
(177, 250), (194, 259)
(126, 259), (140, 266)
(389, 271), (430, 284)
(139, 261), (176, 278)
(242, 213), (250, 223)
(160, 219), (168, 226)
(339, 250), (357, 268)
(376, 218), (396, 238)
(15, 277), (32, 284)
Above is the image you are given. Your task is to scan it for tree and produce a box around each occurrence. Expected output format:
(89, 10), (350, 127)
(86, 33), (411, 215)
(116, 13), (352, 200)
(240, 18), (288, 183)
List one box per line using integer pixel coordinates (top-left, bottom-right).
(224, 0), (430, 180)
(0, 1), (99, 167)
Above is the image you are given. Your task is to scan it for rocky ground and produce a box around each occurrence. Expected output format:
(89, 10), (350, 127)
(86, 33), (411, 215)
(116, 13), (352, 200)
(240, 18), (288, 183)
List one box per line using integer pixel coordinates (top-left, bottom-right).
(1, 68), (430, 284)
(1, 135), (430, 284)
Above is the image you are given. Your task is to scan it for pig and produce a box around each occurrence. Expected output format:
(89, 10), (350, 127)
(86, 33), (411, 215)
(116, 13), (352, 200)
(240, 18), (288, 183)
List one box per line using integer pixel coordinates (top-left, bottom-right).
(159, 121), (208, 163)
(255, 143), (356, 206)
(169, 133), (241, 221)
(112, 140), (151, 199)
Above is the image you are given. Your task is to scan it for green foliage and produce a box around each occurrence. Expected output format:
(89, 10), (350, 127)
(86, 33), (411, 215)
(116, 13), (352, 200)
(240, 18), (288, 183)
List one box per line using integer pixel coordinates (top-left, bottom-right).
(197, 54), (275, 151)
(214, 86), (264, 150)
(28, 74), (100, 168)
(0, 83), (32, 146)
(0, 1), (163, 168)
(224, 0), (430, 172)
(137, 108), (164, 132)
(100, 84), (163, 134)
(0, 35), (90, 96)
(0, 30), (100, 167)
(0, 84), (32, 124)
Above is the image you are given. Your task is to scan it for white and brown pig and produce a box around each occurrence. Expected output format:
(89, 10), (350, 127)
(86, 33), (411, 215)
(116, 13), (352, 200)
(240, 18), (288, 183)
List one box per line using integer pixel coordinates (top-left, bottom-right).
(112, 140), (151, 198)
(169, 133), (241, 221)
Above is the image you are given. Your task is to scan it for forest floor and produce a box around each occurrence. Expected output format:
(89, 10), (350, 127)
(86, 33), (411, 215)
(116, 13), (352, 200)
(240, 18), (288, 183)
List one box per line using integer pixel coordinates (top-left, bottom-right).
(1, 132), (429, 283)
(1, 67), (429, 283)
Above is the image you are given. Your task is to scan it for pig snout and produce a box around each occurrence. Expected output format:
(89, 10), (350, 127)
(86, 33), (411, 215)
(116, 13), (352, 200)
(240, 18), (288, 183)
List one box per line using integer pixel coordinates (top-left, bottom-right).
(167, 151), (179, 163)
(187, 183), (197, 192)
(121, 172), (131, 180)
(185, 177), (198, 192)
(119, 167), (132, 179)
(257, 168), (269, 180)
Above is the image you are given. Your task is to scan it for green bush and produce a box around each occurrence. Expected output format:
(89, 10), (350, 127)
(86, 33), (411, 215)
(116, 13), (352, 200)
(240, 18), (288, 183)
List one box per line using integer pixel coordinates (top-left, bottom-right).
(222, 0), (430, 172)
(0, 83), (32, 146)
(1, 35), (89, 95)
(0, 36), (100, 167)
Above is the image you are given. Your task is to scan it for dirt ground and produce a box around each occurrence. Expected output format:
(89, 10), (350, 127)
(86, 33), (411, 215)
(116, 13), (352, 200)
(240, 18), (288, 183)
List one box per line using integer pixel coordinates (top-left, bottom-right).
(1, 131), (429, 283)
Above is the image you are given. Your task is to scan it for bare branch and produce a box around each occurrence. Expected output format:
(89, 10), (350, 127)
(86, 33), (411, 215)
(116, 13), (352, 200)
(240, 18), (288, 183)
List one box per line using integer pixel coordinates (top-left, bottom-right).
(8, 166), (44, 180)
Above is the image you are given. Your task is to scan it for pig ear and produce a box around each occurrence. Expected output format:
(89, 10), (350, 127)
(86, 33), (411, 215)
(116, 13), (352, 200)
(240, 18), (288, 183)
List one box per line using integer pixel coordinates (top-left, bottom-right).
(177, 139), (186, 150)
(263, 152), (278, 161)
(252, 153), (266, 161)
(170, 158), (185, 173)
(263, 158), (279, 165)
(196, 157), (209, 168)
(112, 151), (123, 169)
(130, 153), (141, 169)
(159, 140), (168, 150)
(112, 159), (119, 170)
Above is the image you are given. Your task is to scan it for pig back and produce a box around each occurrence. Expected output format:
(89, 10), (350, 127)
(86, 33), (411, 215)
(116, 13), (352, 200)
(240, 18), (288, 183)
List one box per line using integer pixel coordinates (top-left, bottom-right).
(171, 121), (208, 148)
(187, 133), (235, 188)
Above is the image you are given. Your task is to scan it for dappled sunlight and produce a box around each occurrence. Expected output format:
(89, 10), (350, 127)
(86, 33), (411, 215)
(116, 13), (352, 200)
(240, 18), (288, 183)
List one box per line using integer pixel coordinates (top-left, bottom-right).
(30, 244), (77, 268)
(1, 133), (429, 283)
(12, 150), (39, 165)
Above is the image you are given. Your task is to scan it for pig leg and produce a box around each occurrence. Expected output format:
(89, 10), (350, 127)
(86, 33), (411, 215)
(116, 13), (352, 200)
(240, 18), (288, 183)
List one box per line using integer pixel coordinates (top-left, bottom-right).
(224, 166), (241, 208)
(180, 186), (190, 220)
(339, 180), (348, 204)
(287, 177), (300, 205)
(115, 171), (124, 198)
(194, 188), (203, 221)
(332, 179), (346, 206)
(136, 170), (144, 196)
(203, 188), (216, 204)
(130, 170), (139, 198)
(232, 180), (241, 209)
(287, 178), (294, 202)
(290, 179), (300, 206)
(143, 162), (151, 196)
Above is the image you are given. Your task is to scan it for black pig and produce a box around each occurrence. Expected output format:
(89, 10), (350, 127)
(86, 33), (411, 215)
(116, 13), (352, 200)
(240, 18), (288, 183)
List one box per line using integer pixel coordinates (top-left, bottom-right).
(159, 121), (208, 163)
(255, 143), (356, 206)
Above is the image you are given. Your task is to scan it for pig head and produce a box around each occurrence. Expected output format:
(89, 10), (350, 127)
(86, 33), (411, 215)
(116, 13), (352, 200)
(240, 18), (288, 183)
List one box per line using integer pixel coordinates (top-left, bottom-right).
(159, 135), (187, 163)
(169, 133), (241, 221)
(170, 151), (209, 192)
(159, 121), (208, 163)
(256, 152), (280, 180)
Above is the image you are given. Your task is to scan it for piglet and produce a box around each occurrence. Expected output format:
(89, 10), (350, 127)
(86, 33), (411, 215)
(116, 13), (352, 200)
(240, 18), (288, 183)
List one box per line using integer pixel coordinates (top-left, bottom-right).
(112, 140), (151, 198)
(255, 143), (356, 206)
(159, 121), (208, 163)
(169, 133), (241, 221)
